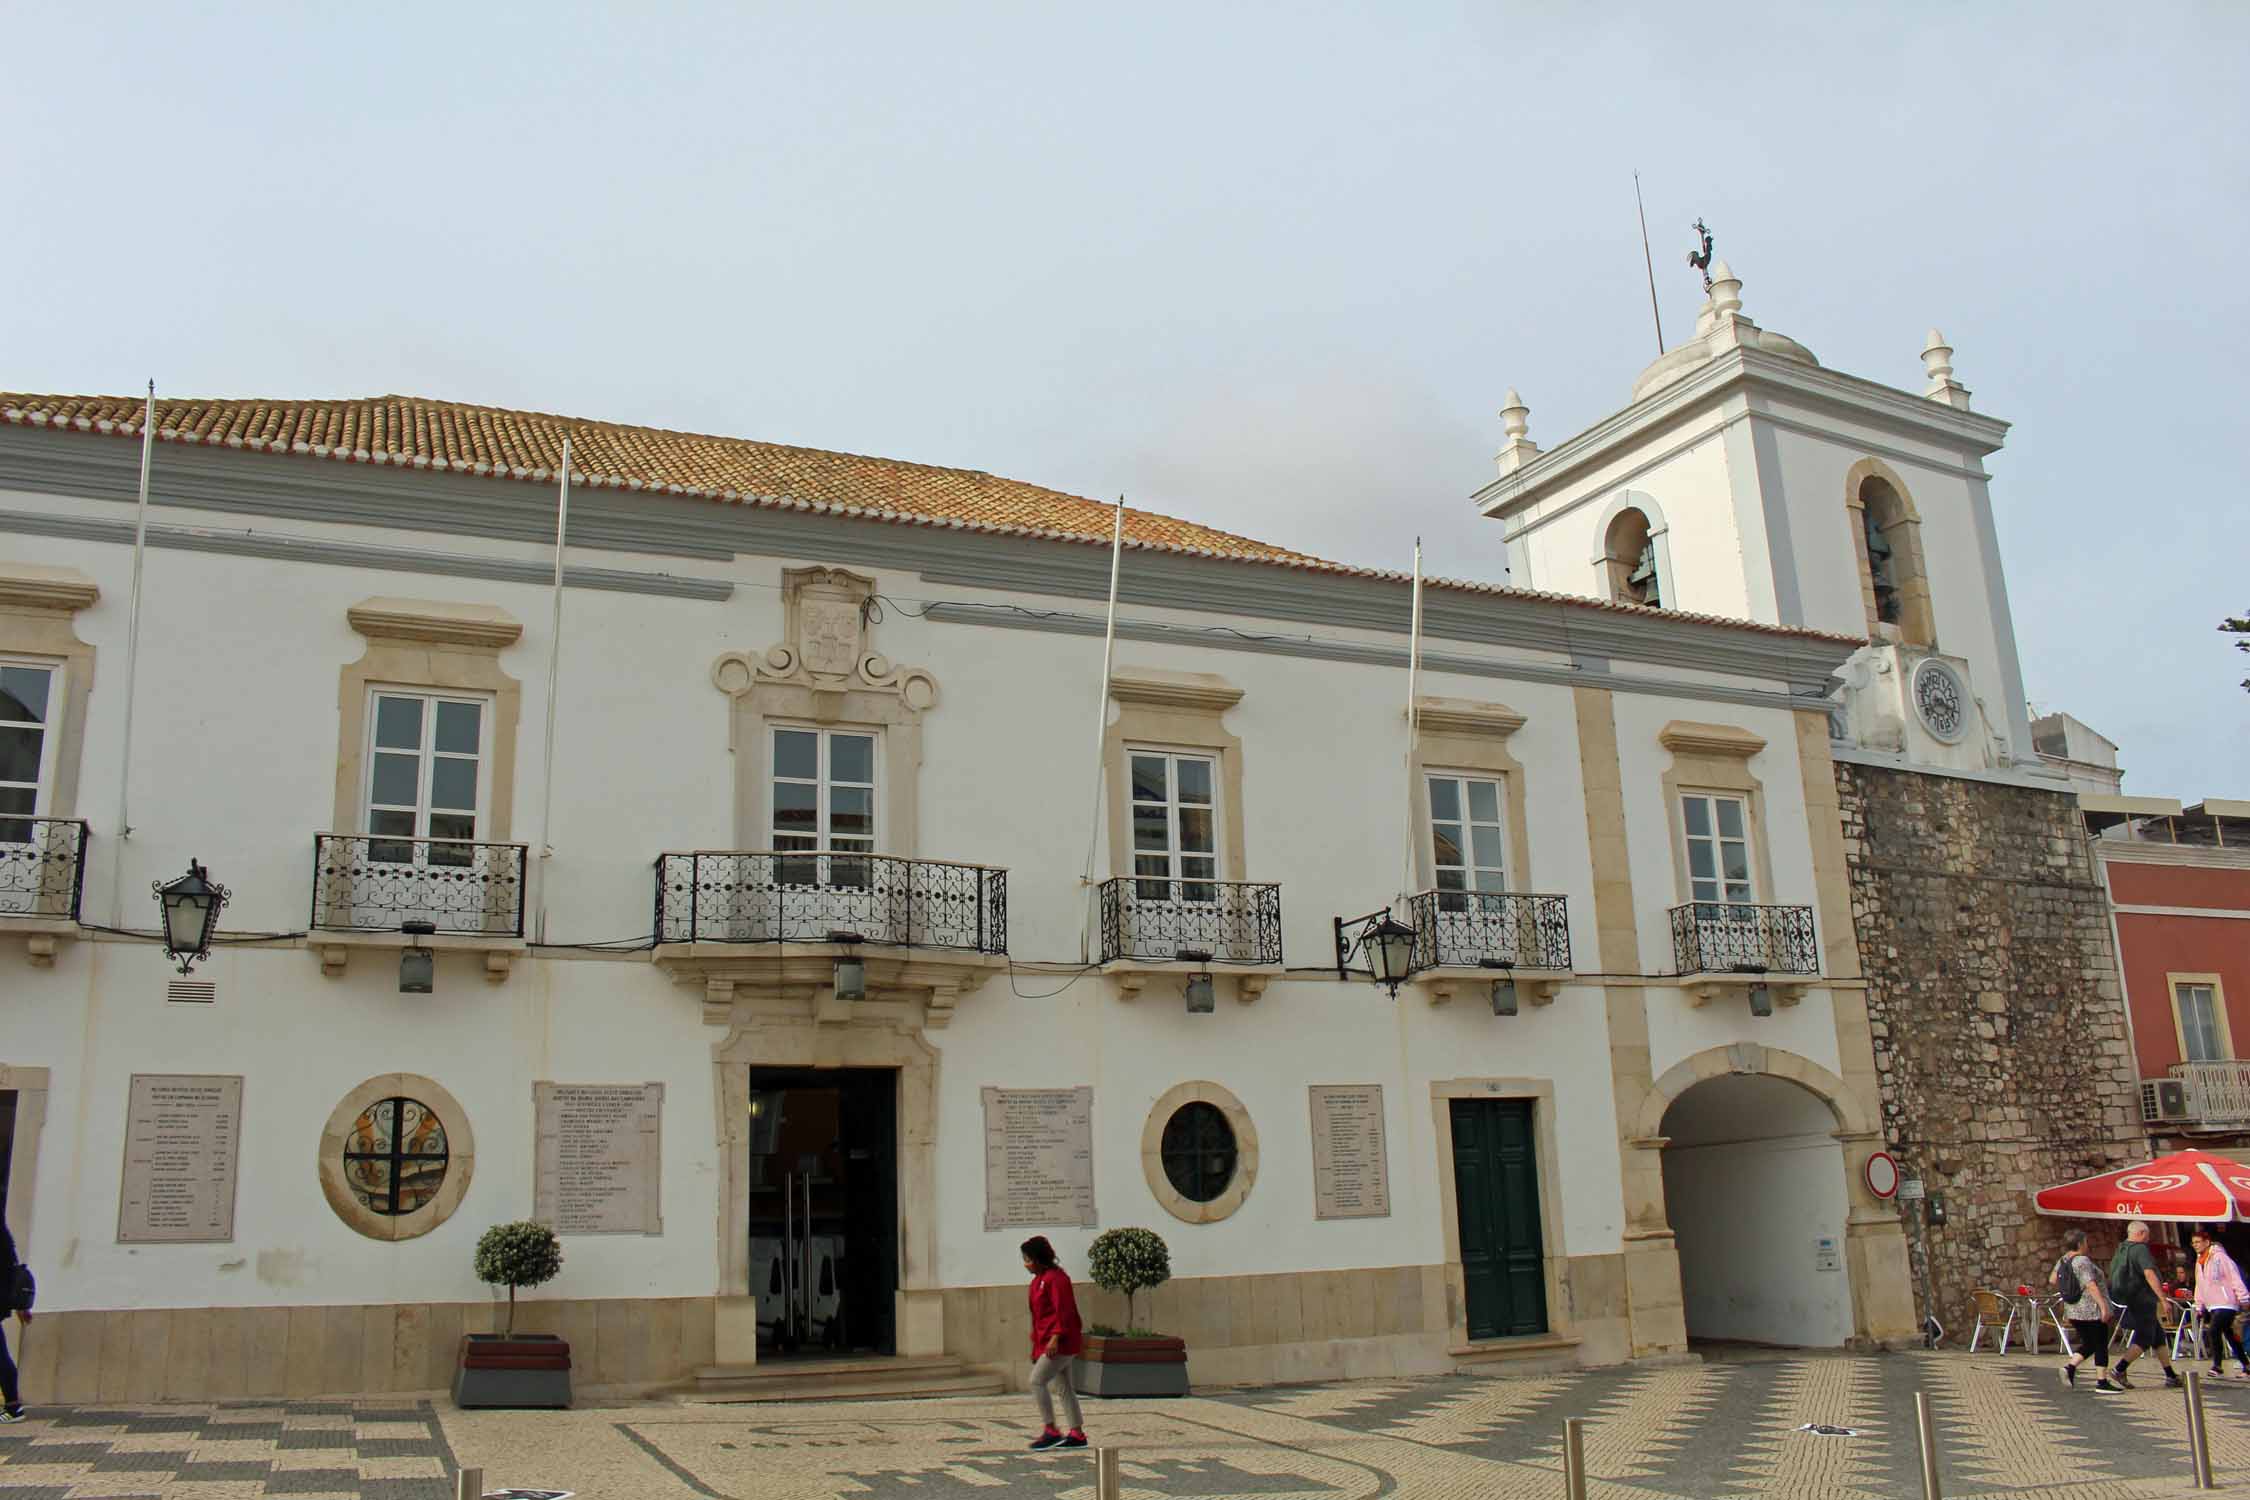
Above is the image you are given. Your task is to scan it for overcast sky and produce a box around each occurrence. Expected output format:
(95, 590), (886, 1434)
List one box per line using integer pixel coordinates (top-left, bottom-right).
(4, 3), (2242, 792)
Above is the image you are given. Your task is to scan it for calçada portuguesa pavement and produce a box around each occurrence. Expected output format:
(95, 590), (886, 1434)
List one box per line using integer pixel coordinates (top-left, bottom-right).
(10, 1349), (2250, 1499)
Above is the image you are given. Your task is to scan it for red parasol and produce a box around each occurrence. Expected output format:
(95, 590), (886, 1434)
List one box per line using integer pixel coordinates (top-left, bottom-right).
(2033, 1149), (2250, 1223)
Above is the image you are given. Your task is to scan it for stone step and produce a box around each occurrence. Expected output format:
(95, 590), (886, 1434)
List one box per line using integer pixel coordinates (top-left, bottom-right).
(682, 1354), (1006, 1404)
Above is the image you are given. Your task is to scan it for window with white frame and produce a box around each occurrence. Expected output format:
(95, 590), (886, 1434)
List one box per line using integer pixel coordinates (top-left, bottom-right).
(0, 660), (61, 844)
(2175, 981), (2228, 1063)
(1681, 792), (1754, 905)
(771, 727), (877, 885)
(365, 690), (489, 866)
(1131, 750), (1218, 902)
(1428, 773), (1507, 910)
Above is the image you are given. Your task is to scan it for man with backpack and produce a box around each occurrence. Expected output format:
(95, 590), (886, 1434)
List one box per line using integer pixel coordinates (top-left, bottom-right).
(2109, 1219), (2183, 1389)
(0, 1217), (31, 1423)
(2054, 1227), (2121, 1390)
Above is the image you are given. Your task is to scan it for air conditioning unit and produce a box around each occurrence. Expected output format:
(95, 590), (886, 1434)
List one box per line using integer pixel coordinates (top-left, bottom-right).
(2142, 1079), (2191, 1123)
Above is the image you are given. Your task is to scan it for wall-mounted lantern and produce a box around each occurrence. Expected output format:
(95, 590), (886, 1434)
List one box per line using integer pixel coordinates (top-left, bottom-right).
(399, 919), (436, 993)
(1333, 909), (1419, 998)
(1178, 949), (1215, 1013)
(829, 930), (866, 1000)
(153, 859), (229, 975)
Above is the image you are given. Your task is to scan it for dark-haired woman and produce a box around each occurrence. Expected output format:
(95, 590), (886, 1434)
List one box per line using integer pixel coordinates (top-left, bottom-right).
(1020, 1236), (1086, 1450)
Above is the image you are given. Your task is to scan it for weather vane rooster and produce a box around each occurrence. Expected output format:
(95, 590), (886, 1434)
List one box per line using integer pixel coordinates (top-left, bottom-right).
(1687, 219), (1715, 292)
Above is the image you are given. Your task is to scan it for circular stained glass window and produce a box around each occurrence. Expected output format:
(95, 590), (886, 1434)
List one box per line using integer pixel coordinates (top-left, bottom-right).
(342, 1097), (450, 1216)
(1160, 1101), (1237, 1204)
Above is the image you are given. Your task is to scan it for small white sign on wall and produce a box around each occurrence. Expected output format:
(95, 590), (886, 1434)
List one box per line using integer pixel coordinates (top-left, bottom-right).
(1814, 1235), (1842, 1273)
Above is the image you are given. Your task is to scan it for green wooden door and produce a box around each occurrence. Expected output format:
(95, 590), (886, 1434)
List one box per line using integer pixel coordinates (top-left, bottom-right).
(1449, 1098), (1549, 1340)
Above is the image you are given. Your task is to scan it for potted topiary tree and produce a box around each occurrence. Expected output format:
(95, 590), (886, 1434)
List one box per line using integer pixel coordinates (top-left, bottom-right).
(1077, 1226), (1188, 1397)
(455, 1221), (571, 1409)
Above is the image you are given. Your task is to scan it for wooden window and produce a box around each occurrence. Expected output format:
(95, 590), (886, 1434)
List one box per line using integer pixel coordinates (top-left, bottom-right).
(1681, 792), (1756, 905)
(1130, 749), (1219, 902)
(2173, 978), (2232, 1063)
(364, 690), (490, 865)
(0, 659), (60, 844)
(1429, 772), (1508, 908)
(771, 727), (877, 885)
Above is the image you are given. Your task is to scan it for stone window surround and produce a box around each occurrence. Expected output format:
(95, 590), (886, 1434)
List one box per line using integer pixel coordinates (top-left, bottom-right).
(1408, 697), (1534, 895)
(1103, 667), (1248, 882)
(335, 598), (523, 840)
(1843, 457), (1937, 649)
(1428, 1077), (1574, 1354)
(1588, 491), (1674, 611)
(317, 1072), (476, 1242)
(2168, 972), (2233, 1063)
(0, 563), (101, 819)
(1141, 1080), (1259, 1225)
(1656, 721), (1779, 908)
(0, 1063), (51, 1258)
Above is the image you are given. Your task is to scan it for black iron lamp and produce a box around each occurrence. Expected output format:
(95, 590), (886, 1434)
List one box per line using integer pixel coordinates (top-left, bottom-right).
(399, 919), (437, 994)
(153, 859), (230, 975)
(829, 931), (866, 1001)
(1333, 909), (1419, 998)
(1178, 949), (1216, 1013)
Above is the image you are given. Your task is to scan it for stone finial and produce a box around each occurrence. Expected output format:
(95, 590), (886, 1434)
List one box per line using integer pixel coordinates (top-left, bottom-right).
(1494, 388), (1540, 474)
(1708, 260), (1743, 320)
(1922, 327), (1972, 409)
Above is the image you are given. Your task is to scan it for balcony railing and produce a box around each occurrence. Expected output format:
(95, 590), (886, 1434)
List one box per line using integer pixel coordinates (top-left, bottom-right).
(311, 833), (529, 937)
(2144, 1063), (2250, 1127)
(0, 818), (90, 922)
(654, 850), (1008, 953)
(1668, 902), (1819, 977)
(1406, 889), (1571, 972)
(1097, 876), (1282, 965)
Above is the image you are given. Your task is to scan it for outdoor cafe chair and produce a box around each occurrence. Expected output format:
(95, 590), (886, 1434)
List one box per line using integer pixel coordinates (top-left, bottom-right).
(2164, 1293), (2207, 1364)
(1971, 1289), (2026, 1354)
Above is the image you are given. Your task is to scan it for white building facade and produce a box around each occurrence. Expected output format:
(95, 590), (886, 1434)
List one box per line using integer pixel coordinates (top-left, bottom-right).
(0, 385), (1913, 1403)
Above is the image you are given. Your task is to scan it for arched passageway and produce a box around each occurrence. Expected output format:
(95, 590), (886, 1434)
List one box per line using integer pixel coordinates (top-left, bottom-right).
(1660, 1073), (1857, 1347)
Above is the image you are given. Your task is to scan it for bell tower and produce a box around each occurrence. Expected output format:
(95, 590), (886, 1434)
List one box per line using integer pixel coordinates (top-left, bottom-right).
(1471, 261), (2040, 775)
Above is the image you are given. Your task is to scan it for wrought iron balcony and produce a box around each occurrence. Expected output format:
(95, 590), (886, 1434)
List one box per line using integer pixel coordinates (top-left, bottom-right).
(311, 833), (528, 937)
(2143, 1063), (2250, 1128)
(0, 818), (90, 922)
(1668, 901), (1819, 977)
(654, 850), (1008, 953)
(1098, 876), (1282, 965)
(1406, 889), (1571, 972)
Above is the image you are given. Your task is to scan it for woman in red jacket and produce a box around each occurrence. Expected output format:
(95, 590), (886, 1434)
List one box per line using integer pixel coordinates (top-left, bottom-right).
(1021, 1236), (1087, 1450)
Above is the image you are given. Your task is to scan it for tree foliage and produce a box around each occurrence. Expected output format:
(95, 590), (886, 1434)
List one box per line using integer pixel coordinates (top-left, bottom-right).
(2228, 610), (2250, 692)
(474, 1221), (564, 1336)
(1087, 1226), (1172, 1332)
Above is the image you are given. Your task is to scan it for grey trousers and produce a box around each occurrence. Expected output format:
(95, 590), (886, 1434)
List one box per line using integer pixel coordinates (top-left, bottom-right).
(1030, 1353), (1082, 1431)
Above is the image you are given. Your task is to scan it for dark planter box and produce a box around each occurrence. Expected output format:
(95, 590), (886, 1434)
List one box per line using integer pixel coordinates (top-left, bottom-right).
(1073, 1334), (1189, 1398)
(454, 1332), (572, 1409)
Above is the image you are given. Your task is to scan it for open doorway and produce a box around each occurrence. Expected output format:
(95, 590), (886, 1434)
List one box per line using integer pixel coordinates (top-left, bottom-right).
(749, 1067), (898, 1359)
(1660, 1074), (1854, 1348)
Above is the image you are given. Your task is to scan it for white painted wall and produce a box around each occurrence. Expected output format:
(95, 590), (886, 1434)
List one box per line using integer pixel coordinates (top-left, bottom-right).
(0, 465), (1851, 1319)
(1660, 1074), (1854, 1347)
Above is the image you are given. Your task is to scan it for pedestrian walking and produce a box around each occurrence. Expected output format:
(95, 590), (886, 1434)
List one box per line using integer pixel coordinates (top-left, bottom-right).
(2109, 1219), (2183, 1388)
(2189, 1227), (2250, 1378)
(1, 1218), (32, 1423)
(2054, 1228), (2121, 1391)
(1020, 1236), (1087, 1452)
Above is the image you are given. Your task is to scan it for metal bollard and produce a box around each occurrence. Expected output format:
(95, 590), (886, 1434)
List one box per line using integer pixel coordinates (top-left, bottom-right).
(2185, 1370), (2216, 1490)
(1095, 1445), (1121, 1500)
(1562, 1416), (1589, 1499)
(1915, 1392), (1942, 1500)
(455, 1465), (483, 1500)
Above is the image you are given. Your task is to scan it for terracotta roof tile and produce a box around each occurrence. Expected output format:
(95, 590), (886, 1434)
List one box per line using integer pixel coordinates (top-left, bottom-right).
(0, 391), (1861, 646)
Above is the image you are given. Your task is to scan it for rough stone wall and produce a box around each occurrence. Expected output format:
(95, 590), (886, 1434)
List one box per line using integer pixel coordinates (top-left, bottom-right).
(1836, 762), (2139, 1341)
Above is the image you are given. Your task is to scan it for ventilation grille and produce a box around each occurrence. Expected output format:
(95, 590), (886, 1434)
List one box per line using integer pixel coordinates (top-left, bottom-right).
(166, 978), (216, 1005)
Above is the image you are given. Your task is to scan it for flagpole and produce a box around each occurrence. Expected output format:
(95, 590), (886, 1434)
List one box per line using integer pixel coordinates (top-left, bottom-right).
(534, 435), (571, 943)
(1079, 497), (1127, 962)
(1399, 539), (1424, 910)
(110, 381), (157, 923)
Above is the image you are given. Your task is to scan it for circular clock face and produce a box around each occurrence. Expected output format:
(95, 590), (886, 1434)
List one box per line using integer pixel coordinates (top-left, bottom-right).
(1911, 659), (1968, 744)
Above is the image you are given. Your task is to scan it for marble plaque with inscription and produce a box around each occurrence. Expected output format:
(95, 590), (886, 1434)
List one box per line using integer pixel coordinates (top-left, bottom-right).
(981, 1086), (1096, 1230)
(1310, 1084), (1391, 1220)
(117, 1074), (243, 1244)
(533, 1082), (664, 1235)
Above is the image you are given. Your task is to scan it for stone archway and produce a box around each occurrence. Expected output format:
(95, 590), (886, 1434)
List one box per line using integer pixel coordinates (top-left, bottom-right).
(1635, 1044), (1916, 1347)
